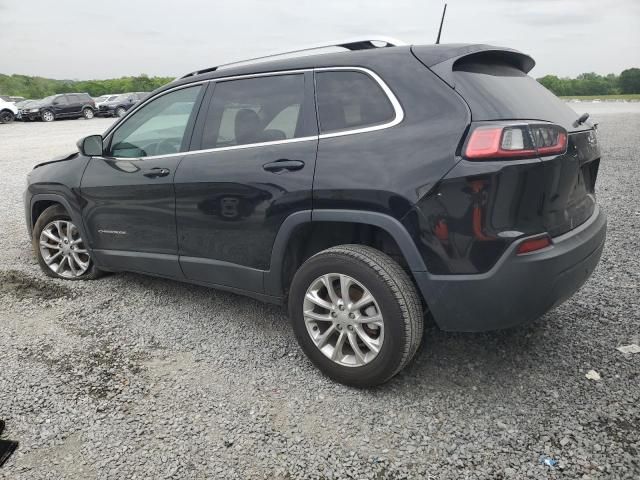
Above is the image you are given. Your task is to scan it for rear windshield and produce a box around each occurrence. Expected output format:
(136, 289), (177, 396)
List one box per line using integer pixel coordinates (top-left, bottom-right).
(452, 61), (581, 131)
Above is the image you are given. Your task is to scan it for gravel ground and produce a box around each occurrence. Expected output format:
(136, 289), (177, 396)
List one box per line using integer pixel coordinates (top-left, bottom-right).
(0, 106), (638, 479)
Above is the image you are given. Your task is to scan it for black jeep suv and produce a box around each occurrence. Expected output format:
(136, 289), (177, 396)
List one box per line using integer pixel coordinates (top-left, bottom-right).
(24, 39), (606, 386)
(19, 93), (96, 122)
(97, 92), (149, 118)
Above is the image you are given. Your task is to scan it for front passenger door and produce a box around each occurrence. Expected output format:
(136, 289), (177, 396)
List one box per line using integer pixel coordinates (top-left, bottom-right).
(80, 84), (205, 277)
(52, 95), (69, 117)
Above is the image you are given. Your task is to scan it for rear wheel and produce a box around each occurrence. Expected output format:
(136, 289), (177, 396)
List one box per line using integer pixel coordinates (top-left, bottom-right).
(33, 205), (101, 280)
(288, 245), (423, 387)
(0, 110), (15, 124)
(82, 107), (94, 119)
(115, 107), (126, 118)
(41, 109), (55, 122)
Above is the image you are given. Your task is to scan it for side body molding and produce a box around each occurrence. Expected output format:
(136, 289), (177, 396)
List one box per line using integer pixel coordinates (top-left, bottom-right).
(264, 209), (428, 296)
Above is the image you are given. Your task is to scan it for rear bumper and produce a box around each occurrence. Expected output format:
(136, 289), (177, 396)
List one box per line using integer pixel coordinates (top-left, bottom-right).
(414, 206), (606, 331)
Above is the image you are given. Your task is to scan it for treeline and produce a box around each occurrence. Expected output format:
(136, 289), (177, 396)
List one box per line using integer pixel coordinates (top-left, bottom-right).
(537, 68), (640, 97)
(2, 68), (639, 100)
(0, 74), (175, 99)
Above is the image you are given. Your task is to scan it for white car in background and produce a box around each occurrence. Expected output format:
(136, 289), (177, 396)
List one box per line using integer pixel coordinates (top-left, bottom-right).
(93, 94), (120, 108)
(0, 98), (18, 124)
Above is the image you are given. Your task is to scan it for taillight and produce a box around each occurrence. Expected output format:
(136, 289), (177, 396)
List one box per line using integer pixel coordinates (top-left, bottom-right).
(516, 235), (552, 255)
(465, 124), (567, 160)
(530, 125), (567, 155)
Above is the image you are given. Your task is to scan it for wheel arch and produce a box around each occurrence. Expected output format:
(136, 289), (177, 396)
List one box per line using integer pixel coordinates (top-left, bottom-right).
(30, 194), (89, 247)
(264, 209), (428, 297)
(0, 108), (15, 121)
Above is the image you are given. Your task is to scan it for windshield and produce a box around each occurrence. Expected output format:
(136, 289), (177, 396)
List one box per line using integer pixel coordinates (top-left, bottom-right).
(40, 95), (57, 103)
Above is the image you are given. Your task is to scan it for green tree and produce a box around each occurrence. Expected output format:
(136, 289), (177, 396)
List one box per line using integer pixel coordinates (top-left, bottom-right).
(0, 73), (174, 99)
(619, 68), (640, 94)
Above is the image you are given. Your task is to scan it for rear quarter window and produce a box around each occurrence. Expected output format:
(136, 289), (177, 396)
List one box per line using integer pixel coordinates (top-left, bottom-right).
(452, 59), (579, 130)
(315, 70), (395, 134)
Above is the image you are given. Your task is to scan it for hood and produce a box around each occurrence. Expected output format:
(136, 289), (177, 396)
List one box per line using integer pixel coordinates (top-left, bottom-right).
(26, 100), (48, 109)
(33, 151), (79, 170)
(104, 99), (127, 106)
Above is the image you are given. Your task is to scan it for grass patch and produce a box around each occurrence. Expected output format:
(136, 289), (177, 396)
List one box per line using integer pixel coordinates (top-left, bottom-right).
(560, 94), (640, 101)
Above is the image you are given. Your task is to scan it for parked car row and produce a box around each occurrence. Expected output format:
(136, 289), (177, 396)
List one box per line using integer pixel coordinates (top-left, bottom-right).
(0, 91), (150, 124)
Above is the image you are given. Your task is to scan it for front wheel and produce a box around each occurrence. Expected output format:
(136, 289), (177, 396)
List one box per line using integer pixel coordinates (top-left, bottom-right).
(82, 108), (94, 119)
(0, 110), (15, 124)
(115, 107), (126, 117)
(41, 109), (55, 122)
(33, 205), (101, 280)
(288, 245), (424, 387)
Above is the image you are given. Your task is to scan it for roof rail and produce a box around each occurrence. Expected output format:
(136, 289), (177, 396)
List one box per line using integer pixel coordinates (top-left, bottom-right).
(181, 37), (405, 79)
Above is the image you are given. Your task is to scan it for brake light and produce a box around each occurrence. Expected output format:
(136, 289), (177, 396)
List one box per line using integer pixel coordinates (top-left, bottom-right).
(531, 125), (567, 155)
(516, 235), (552, 255)
(465, 124), (567, 160)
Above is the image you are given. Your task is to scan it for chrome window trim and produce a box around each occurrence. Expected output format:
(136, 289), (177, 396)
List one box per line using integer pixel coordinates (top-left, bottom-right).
(102, 66), (403, 160)
(314, 66), (404, 139)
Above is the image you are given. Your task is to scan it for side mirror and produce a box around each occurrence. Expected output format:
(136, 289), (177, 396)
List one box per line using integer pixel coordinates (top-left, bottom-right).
(77, 134), (104, 156)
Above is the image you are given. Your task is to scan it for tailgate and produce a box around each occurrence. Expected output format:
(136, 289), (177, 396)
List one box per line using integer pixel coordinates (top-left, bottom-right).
(415, 46), (601, 236)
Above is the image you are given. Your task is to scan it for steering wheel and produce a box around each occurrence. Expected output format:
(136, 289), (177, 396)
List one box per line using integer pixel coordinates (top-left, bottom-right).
(147, 138), (181, 156)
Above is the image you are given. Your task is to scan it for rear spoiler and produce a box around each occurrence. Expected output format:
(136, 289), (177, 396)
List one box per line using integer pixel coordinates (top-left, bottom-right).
(411, 44), (535, 88)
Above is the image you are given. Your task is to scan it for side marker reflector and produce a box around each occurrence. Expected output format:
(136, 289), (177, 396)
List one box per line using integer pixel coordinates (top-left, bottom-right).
(517, 236), (552, 255)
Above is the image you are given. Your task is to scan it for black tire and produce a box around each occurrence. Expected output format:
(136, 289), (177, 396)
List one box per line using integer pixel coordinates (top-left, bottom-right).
(115, 107), (126, 118)
(288, 245), (424, 387)
(41, 109), (55, 122)
(82, 107), (94, 119)
(0, 109), (15, 124)
(32, 205), (102, 280)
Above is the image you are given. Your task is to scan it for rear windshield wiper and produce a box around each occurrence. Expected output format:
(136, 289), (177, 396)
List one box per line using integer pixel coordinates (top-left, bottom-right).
(574, 112), (590, 127)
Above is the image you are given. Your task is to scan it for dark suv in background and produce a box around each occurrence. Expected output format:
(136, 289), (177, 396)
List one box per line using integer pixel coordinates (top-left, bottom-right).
(24, 39), (606, 387)
(97, 92), (149, 117)
(19, 93), (96, 122)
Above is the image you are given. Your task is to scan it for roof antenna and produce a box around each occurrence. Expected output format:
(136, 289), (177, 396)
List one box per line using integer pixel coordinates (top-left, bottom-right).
(435, 3), (447, 44)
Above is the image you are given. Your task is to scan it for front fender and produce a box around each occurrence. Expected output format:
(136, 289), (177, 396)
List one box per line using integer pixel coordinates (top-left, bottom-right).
(28, 193), (90, 250)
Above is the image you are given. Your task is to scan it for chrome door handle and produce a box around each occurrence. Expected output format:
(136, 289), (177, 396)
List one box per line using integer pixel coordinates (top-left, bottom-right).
(143, 167), (170, 178)
(262, 159), (305, 173)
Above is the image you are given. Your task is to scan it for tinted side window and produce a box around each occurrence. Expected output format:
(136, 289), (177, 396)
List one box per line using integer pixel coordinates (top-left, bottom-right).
(202, 74), (305, 149)
(68, 94), (80, 103)
(55, 96), (68, 105)
(108, 85), (202, 158)
(315, 71), (395, 134)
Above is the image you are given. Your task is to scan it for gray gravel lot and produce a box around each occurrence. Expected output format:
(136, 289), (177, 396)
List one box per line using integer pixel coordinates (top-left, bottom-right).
(0, 106), (639, 479)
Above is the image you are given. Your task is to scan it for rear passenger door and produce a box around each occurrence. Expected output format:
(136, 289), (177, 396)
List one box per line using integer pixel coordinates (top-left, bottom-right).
(65, 94), (82, 116)
(174, 72), (317, 292)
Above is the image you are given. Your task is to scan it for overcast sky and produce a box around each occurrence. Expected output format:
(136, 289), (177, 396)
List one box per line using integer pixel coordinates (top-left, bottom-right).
(1, 0), (638, 80)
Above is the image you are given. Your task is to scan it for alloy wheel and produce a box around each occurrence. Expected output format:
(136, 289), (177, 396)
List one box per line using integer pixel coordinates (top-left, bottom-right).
(303, 273), (384, 367)
(42, 110), (54, 122)
(0, 111), (14, 123)
(39, 220), (91, 278)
